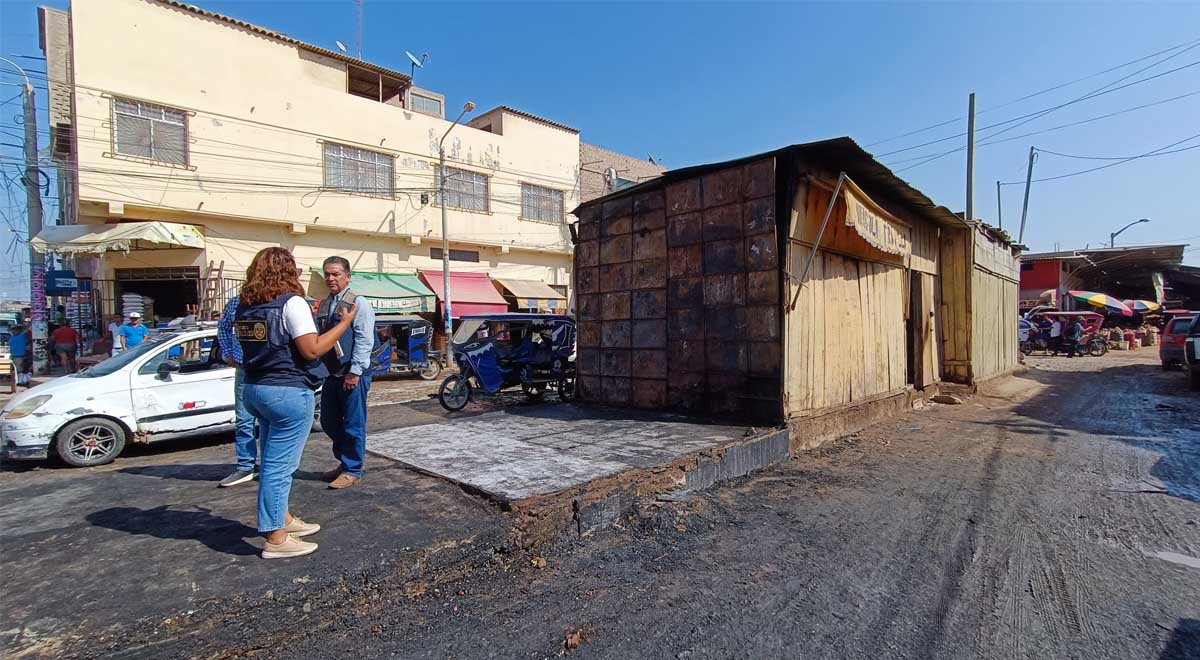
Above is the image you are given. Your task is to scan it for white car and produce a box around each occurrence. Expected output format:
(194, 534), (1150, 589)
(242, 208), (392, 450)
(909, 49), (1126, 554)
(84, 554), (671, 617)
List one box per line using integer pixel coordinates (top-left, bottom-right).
(1, 329), (238, 467)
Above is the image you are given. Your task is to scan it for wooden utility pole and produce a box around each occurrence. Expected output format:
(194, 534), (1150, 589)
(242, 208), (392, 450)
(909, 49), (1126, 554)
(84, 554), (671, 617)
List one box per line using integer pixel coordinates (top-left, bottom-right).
(965, 93), (976, 225)
(996, 180), (1003, 230)
(21, 81), (48, 375)
(1018, 146), (1038, 243)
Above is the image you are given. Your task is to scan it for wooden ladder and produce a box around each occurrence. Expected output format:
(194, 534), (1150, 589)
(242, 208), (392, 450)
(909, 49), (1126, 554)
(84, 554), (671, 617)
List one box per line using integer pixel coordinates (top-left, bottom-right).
(201, 260), (225, 317)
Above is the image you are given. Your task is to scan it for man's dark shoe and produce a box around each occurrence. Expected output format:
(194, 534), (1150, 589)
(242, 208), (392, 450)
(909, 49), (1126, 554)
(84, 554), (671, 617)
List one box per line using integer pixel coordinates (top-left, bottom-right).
(219, 469), (257, 488)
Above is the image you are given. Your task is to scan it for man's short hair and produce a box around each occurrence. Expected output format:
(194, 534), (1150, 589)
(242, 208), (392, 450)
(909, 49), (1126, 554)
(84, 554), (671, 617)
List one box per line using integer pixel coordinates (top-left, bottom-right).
(323, 256), (351, 274)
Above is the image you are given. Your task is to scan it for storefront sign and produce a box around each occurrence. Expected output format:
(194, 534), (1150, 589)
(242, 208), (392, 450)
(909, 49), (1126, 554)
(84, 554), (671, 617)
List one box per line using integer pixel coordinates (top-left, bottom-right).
(370, 296), (427, 312)
(843, 179), (911, 257)
(46, 269), (79, 294)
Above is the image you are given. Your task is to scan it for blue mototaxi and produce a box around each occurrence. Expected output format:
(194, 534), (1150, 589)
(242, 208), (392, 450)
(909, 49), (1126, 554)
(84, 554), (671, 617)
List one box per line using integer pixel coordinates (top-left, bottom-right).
(438, 313), (576, 411)
(368, 314), (444, 381)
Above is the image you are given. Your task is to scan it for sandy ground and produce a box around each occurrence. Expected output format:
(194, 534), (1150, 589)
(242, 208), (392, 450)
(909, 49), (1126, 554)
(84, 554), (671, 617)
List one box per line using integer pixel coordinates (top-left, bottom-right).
(5, 349), (1199, 659)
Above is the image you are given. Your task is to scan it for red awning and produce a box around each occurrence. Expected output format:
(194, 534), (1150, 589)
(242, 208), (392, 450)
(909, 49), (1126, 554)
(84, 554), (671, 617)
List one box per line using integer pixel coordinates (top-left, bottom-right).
(417, 270), (509, 317)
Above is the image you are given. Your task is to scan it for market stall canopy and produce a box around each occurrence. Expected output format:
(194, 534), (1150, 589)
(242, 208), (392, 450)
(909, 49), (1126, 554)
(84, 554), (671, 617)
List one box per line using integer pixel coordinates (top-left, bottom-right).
(30, 221), (204, 254)
(1122, 299), (1162, 313)
(348, 272), (436, 313)
(491, 277), (567, 312)
(1068, 290), (1133, 316)
(417, 270), (509, 317)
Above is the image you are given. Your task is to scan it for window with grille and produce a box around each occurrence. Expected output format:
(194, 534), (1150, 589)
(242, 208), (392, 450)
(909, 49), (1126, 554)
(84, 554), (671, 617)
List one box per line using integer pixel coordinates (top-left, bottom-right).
(113, 98), (188, 165)
(429, 247), (480, 263)
(521, 183), (564, 223)
(323, 142), (394, 196)
(411, 94), (443, 118)
(437, 167), (489, 212)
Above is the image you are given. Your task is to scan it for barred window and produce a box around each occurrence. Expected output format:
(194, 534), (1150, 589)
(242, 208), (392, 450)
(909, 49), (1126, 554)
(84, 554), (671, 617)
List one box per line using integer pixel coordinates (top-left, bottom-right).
(521, 183), (564, 223)
(437, 167), (489, 212)
(323, 142), (394, 196)
(113, 98), (187, 165)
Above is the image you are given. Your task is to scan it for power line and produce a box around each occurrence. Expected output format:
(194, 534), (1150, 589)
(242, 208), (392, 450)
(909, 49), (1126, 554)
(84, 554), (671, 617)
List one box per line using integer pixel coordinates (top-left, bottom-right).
(999, 132), (1200, 185)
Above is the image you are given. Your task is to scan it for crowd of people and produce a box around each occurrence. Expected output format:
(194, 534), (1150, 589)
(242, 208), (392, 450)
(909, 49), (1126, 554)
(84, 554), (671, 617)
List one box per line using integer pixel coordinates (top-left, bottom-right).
(1027, 316), (1086, 357)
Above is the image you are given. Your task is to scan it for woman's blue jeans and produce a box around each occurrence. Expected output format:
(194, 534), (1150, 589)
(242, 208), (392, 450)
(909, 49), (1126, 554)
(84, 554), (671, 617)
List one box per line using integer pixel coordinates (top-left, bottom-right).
(242, 383), (315, 533)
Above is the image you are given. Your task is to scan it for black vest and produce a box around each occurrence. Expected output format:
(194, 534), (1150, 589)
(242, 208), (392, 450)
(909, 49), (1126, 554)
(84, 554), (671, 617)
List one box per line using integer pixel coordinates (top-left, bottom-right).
(317, 290), (378, 377)
(235, 293), (327, 390)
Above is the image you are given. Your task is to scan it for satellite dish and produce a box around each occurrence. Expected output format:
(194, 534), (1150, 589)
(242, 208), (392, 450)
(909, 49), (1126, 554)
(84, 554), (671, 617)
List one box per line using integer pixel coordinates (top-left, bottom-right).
(405, 51), (425, 69)
(335, 40), (348, 54)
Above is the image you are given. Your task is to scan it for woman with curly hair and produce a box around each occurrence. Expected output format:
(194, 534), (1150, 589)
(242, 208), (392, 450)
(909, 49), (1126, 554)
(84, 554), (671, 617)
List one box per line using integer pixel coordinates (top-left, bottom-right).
(234, 247), (357, 559)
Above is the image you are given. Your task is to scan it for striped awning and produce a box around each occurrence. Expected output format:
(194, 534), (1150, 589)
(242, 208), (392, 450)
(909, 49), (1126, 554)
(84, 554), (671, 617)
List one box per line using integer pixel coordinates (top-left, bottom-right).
(491, 277), (566, 311)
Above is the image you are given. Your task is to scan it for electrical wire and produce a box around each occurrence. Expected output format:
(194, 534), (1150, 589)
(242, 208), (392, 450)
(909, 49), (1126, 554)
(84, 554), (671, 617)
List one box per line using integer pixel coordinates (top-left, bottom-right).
(999, 132), (1200, 185)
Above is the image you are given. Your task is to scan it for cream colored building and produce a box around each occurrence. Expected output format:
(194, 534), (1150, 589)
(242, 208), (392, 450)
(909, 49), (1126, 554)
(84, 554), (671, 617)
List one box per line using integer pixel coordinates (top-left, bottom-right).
(37, 0), (612, 322)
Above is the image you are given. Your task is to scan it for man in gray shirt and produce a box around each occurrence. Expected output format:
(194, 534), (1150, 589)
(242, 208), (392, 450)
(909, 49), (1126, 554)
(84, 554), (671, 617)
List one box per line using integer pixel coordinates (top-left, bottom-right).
(316, 256), (376, 489)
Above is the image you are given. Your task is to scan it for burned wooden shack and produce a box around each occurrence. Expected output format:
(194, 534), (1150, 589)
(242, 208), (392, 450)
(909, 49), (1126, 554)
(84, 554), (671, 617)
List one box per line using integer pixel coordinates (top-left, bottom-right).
(572, 137), (1019, 442)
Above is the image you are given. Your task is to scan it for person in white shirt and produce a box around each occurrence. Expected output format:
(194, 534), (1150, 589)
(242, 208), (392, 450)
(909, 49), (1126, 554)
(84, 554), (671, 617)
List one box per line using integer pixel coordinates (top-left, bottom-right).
(107, 314), (123, 356)
(1049, 318), (1063, 352)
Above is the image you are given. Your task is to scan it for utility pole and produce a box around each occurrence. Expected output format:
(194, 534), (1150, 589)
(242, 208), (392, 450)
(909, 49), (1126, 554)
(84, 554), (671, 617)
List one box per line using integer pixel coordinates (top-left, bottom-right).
(1017, 146), (1037, 244)
(995, 180), (1003, 231)
(437, 101), (475, 359)
(15, 71), (48, 375)
(965, 93), (975, 225)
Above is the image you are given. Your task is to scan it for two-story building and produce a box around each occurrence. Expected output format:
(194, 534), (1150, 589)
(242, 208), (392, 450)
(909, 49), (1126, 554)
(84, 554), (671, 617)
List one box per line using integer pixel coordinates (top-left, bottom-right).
(36, 0), (652, 331)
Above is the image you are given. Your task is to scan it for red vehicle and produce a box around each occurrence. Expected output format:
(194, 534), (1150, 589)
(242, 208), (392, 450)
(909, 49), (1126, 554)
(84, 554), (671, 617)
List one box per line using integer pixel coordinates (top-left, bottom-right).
(1160, 314), (1195, 370)
(1021, 311), (1108, 356)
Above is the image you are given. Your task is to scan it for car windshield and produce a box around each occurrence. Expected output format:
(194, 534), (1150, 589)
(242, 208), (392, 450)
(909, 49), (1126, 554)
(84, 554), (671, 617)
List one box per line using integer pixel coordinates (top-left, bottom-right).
(75, 333), (176, 378)
(1167, 318), (1193, 334)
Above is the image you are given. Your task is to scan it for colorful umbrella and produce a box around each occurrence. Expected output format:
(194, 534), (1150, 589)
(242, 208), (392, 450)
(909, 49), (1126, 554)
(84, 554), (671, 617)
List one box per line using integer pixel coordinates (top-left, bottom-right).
(1122, 299), (1161, 313)
(1068, 290), (1133, 316)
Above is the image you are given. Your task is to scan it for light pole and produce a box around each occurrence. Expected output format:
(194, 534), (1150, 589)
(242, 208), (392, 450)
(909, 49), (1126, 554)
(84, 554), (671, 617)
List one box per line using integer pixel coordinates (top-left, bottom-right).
(1109, 217), (1150, 248)
(438, 101), (475, 359)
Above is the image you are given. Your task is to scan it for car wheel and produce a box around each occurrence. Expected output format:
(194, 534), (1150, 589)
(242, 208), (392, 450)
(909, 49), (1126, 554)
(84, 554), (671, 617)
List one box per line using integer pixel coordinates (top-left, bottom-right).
(55, 418), (127, 468)
(439, 374), (472, 411)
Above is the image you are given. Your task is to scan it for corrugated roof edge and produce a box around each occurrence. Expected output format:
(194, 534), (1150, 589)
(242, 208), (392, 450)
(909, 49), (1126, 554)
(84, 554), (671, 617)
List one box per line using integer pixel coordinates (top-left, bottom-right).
(475, 106), (580, 134)
(158, 0), (412, 84)
(571, 136), (970, 231)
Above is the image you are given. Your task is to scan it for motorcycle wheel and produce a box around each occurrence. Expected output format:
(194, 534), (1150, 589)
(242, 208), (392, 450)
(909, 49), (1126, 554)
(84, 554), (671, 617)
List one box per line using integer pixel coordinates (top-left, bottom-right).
(522, 383), (545, 400)
(558, 376), (575, 402)
(1020, 341), (1033, 356)
(438, 374), (472, 411)
(419, 360), (442, 381)
(1088, 339), (1108, 357)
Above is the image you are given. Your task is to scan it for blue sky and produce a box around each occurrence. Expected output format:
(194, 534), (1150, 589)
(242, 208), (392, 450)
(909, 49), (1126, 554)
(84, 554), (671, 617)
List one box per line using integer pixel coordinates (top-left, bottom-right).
(2, 0), (1198, 298)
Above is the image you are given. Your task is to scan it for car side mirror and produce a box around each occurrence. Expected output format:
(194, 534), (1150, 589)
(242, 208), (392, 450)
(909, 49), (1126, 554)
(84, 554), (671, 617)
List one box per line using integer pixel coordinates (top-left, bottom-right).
(157, 360), (181, 380)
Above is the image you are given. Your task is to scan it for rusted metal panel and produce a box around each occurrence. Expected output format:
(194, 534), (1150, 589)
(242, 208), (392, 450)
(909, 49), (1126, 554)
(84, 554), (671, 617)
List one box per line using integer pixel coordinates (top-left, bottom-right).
(668, 244), (703, 279)
(577, 321), (601, 348)
(633, 210), (666, 233)
(703, 239), (745, 275)
(631, 289), (666, 319)
(741, 158), (775, 200)
(631, 258), (668, 290)
(706, 341), (748, 373)
(743, 197), (776, 236)
(602, 376), (632, 405)
(668, 338), (705, 373)
(601, 292), (631, 320)
(576, 240), (599, 268)
(600, 348), (631, 376)
(577, 267), (599, 294)
(600, 235), (632, 265)
(576, 294), (600, 322)
(602, 196), (633, 221)
(702, 204), (742, 242)
(633, 349), (667, 378)
(703, 273), (746, 306)
(578, 220), (599, 242)
(576, 349), (600, 376)
(668, 277), (704, 309)
(633, 228), (667, 261)
(603, 214), (632, 238)
(705, 306), (746, 341)
(598, 263), (631, 292)
(633, 190), (665, 214)
(706, 373), (748, 415)
(632, 379), (667, 409)
(668, 308), (705, 340)
(601, 321), (632, 348)
(747, 269), (779, 305)
(748, 341), (782, 376)
(746, 233), (778, 271)
(578, 375), (601, 400)
(668, 370), (704, 410)
(667, 212), (702, 247)
(745, 305), (780, 341)
(632, 319), (667, 348)
(702, 168), (741, 208)
(666, 178), (702, 216)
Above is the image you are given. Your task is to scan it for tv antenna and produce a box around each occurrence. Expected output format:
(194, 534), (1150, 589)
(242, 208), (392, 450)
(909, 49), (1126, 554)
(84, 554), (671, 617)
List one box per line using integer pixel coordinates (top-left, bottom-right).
(406, 50), (429, 80)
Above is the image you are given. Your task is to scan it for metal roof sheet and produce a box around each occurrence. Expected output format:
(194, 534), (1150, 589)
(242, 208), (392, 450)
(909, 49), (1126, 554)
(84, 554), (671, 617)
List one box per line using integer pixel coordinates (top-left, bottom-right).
(473, 105), (580, 134)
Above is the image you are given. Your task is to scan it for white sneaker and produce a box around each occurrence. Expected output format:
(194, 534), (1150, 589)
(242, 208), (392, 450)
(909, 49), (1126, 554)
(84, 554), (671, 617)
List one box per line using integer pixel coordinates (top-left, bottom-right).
(261, 534), (318, 559)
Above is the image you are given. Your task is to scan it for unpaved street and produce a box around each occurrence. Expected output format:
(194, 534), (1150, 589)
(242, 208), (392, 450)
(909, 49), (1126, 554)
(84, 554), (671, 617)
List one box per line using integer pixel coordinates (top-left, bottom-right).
(5, 350), (1199, 659)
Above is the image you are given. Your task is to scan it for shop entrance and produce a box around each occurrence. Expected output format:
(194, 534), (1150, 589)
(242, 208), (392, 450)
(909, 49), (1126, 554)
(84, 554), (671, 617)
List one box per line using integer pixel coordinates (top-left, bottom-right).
(115, 267), (201, 321)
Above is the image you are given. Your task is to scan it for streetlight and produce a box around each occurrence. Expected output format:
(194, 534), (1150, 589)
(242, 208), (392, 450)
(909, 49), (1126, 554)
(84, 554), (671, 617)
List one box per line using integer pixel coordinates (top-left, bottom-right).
(1109, 217), (1150, 247)
(438, 100), (475, 359)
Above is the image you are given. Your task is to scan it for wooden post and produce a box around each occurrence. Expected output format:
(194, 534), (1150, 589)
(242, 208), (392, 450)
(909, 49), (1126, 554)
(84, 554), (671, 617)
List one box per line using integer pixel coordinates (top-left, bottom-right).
(965, 93), (975, 225)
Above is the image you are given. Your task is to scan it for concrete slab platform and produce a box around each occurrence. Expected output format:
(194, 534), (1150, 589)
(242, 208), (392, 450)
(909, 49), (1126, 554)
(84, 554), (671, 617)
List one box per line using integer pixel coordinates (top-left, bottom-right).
(367, 404), (757, 503)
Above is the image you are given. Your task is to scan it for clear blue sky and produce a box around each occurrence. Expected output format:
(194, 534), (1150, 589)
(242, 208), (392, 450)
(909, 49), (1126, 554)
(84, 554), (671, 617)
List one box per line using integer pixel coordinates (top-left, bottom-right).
(2, 0), (1198, 298)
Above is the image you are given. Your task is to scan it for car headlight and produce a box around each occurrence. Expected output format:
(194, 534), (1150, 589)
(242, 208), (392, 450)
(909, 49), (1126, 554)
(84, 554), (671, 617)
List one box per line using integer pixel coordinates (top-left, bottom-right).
(4, 395), (53, 420)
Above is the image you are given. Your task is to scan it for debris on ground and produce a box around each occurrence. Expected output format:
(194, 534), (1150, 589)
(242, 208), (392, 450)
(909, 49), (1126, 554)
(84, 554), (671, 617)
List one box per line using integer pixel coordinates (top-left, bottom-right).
(563, 628), (585, 651)
(531, 556), (548, 569)
(931, 394), (963, 405)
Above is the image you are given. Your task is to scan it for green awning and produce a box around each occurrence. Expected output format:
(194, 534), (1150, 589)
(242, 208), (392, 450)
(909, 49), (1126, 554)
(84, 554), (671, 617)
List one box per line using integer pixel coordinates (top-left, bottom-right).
(350, 272), (437, 313)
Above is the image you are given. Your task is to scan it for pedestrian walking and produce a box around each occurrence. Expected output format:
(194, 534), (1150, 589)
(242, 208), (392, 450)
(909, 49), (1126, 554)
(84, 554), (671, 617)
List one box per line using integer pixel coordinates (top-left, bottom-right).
(119, 312), (150, 350)
(8, 324), (30, 386)
(235, 247), (357, 559)
(50, 323), (79, 373)
(315, 256), (376, 490)
(216, 294), (259, 488)
(1050, 317), (1063, 353)
(1065, 318), (1084, 358)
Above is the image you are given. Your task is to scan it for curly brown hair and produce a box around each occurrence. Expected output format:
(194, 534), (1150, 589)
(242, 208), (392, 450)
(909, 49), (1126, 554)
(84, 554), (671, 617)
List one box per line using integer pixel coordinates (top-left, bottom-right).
(239, 247), (305, 306)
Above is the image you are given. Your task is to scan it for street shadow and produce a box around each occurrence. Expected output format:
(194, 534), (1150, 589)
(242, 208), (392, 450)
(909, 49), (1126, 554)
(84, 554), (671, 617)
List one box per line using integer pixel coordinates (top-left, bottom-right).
(1159, 618), (1200, 660)
(120, 463), (229, 482)
(87, 505), (259, 556)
